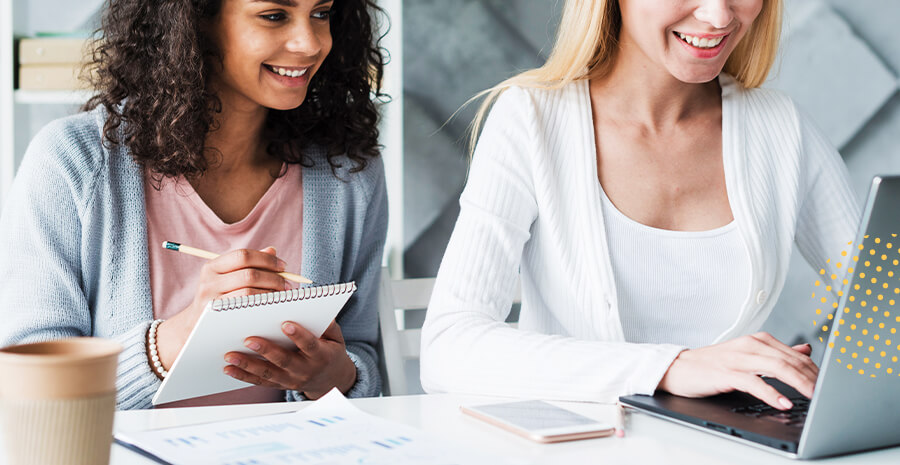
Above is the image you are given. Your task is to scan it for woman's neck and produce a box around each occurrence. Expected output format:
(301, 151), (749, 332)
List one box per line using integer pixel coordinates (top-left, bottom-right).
(189, 96), (284, 223)
(203, 86), (281, 177)
(589, 40), (720, 132)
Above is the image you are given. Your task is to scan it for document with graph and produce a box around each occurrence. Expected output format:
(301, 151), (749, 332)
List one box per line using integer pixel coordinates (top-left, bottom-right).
(116, 389), (502, 465)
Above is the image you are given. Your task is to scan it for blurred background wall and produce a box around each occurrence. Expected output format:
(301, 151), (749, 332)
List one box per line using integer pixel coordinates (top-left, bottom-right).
(402, 0), (562, 277)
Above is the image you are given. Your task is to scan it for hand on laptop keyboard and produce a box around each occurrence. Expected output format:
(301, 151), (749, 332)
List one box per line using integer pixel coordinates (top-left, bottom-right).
(732, 397), (811, 427)
(657, 332), (818, 411)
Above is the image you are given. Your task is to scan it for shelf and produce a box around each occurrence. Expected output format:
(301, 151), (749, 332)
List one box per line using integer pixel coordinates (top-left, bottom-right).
(14, 89), (93, 105)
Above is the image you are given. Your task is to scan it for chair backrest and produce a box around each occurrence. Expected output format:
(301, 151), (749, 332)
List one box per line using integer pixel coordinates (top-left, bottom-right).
(376, 267), (520, 396)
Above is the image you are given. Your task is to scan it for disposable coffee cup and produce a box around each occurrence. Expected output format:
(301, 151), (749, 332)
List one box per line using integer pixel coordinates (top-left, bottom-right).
(0, 338), (122, 465)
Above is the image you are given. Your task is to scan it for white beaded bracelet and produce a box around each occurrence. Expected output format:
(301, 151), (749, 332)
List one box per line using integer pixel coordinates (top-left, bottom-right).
(148, 319), (168, 379)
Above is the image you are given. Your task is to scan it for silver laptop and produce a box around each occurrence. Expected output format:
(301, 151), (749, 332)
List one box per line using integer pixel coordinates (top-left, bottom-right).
(621, 175), (900, 459)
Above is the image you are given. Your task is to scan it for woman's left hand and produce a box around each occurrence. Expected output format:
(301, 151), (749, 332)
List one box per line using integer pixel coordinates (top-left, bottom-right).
(223, 320), (357, 399)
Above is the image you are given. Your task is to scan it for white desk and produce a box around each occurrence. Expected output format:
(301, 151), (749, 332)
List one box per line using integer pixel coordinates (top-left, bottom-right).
(102, 394), (900, 465)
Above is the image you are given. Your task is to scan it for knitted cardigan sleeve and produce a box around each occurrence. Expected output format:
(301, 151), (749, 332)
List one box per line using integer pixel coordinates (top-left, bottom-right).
(341, 159), (388, 398)
(0, 117), (161, 410)
(793, 105), (861, 273)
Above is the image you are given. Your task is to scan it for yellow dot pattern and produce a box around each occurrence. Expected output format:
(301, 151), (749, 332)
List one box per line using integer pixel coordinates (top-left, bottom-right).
(811, 236), (900, 379)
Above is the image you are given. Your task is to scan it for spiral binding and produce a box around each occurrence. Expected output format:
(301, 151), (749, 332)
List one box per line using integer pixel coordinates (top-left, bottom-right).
(210, 282), (357, 311)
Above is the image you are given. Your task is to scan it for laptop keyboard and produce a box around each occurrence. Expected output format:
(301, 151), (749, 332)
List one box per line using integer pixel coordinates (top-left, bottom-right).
(731, 397), (810, 427)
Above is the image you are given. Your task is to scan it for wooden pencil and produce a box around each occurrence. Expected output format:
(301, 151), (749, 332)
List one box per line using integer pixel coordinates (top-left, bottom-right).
(162, 241), (313, 284)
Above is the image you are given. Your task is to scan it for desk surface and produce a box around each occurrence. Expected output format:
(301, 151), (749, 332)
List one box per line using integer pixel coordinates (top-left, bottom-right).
(101, 394), (900, 465)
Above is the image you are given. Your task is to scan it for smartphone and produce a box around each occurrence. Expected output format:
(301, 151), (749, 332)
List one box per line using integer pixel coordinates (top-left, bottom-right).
(460, 400), (615, 443)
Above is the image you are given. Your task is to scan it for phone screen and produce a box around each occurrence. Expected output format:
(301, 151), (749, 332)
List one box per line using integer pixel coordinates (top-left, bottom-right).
(471, 400), (603, 431)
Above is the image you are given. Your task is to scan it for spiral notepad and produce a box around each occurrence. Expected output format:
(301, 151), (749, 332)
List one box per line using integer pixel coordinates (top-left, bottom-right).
(211, 282), (357, 311)
(152, 282), (357, 405)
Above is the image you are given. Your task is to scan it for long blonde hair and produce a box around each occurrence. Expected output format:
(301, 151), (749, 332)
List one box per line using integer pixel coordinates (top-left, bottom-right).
(467, 0), (783, 153)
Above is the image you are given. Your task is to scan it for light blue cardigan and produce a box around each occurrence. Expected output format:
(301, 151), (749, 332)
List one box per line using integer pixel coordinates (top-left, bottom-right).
(0, 107), (387, 409)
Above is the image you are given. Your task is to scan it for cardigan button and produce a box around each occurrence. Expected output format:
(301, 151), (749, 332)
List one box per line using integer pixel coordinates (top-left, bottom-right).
(756, 290), (767, 305)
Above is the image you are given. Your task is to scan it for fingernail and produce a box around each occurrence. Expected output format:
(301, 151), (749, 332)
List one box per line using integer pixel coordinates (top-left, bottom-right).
(779, 397), (793, 410)
(269, 246), (277, 254)
(276, 259), (287, 271)
(282, 322), (296, 335)
(225, 356), (239, 365)
(245, 340), (261, 351)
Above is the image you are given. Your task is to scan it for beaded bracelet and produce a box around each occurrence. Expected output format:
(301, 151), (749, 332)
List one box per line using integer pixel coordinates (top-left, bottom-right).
(147, 319), (168, 379)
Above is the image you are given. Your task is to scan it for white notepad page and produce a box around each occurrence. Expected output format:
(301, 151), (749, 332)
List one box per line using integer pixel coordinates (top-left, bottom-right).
(152, 282), (356, 405)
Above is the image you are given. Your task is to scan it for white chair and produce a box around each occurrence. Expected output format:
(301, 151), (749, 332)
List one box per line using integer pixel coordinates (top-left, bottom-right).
(376, 267), (520, 396)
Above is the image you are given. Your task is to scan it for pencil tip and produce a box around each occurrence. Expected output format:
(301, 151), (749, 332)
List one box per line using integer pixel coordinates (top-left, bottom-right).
(163, 241), (180, 250)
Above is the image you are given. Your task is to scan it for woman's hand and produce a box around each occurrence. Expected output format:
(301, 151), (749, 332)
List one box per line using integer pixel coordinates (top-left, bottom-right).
(658, 332), (818, 410)
(223, 320), (358, 399)
(155, 247), (288, 371)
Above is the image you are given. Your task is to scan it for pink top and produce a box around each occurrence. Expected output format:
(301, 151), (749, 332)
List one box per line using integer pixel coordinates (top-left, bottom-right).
(144, 163), (303, 407)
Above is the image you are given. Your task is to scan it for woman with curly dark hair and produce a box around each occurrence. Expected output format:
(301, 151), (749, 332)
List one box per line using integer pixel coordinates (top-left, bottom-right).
(0, 0), (388, 410)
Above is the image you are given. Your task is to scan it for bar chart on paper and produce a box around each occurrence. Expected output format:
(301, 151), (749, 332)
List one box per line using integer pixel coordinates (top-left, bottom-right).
(115, 390), (501, 465)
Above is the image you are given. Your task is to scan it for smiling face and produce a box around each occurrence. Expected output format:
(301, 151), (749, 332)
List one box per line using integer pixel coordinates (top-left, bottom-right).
(617, 0), (764, 83)
(207, 0), (334, 112)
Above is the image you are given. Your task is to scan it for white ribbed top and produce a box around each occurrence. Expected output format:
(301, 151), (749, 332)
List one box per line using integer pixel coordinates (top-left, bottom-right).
(600, 187), (750, 348)
(420, 74), (860, 402)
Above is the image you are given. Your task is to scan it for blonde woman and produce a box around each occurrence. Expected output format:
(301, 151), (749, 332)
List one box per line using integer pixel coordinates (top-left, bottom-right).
(420, 0), (859, 410)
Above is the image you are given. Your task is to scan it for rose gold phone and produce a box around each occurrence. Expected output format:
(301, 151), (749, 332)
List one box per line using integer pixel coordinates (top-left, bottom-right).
(460, 400), (615, 443)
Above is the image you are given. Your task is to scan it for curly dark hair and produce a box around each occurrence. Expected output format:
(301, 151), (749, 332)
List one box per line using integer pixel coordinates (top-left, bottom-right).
(84, 0), (386, 179)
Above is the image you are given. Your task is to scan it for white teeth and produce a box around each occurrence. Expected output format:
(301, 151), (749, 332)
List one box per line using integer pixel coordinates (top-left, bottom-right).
(269, 65), (309, 78)
(678, 33), (724, 49)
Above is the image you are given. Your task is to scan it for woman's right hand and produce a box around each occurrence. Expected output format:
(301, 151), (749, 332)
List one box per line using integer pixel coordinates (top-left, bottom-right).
(154, 247), (289, 371)
(657, 332), (818, 410)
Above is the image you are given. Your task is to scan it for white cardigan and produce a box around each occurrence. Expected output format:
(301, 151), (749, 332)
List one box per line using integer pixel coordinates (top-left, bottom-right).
(420, 75), (860, 402)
